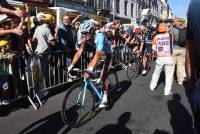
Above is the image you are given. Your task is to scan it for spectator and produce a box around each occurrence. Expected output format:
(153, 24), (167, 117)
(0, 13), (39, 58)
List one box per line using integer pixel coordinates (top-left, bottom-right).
(56, 15), (78, 69)
(32, 13), (55, 54)
(170, 19), (187, 85)
(32, 13), (55, 86)
(150, 23), (175, 96)
(186, 0), (200, 133)
(0, 1), (27, 104)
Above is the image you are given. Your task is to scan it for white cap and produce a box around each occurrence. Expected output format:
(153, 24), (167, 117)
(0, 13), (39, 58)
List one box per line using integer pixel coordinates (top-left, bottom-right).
(36, 12), (45, 22)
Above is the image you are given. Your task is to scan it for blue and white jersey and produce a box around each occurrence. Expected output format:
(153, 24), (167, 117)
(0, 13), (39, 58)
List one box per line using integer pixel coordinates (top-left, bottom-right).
(95, 32), (112, 55)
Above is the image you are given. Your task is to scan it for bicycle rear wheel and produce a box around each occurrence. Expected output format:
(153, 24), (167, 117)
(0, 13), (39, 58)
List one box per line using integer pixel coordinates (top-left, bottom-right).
(126, 56), (140, 81)
(107, 70), (118, 89)
(61, 81), (95, 128)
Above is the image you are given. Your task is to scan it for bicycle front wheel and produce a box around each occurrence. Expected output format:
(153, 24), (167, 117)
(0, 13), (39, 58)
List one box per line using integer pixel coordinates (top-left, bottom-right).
(61, 81), (95, 128)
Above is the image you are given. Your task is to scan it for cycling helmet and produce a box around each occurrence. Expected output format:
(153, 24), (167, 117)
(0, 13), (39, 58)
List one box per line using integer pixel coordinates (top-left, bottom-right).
(80, 20), (95, 34)
(158, 23), (168, 33)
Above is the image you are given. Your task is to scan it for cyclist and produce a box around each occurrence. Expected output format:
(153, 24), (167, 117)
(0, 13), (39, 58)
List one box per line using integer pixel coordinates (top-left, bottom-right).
(130, 28), (144, 54)
(141, 26), (153, 75)
(67, 20), (112, 108)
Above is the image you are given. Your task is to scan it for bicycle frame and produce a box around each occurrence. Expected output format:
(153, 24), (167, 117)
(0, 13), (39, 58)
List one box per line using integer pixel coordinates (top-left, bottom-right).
(77, 77), (103, 106)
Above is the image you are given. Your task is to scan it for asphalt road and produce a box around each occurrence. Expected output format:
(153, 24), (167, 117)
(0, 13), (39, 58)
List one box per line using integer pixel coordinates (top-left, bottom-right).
(0, 64), (195, 134)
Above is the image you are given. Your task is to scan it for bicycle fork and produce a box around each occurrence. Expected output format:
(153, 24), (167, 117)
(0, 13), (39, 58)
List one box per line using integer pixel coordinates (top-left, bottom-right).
(77, 79), (88, 107)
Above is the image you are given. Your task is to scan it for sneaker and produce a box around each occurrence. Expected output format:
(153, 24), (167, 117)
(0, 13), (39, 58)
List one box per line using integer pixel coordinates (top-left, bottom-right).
(178, 81), (183, 85)
(150, 88), (154, 91)
(142, 70), (147, 75)
(1, 100), (10, 105)
(67, 77), (73, 82)
(99, 95), (108, 108)
(164, 92), (172, 96)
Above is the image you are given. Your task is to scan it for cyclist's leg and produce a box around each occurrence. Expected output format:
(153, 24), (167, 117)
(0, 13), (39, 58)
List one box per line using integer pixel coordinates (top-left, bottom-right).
(141, 43), (149, 73)
(100, 55), (111, 93)
(99, 54), (111, 108)
(142, 52), (148, 75)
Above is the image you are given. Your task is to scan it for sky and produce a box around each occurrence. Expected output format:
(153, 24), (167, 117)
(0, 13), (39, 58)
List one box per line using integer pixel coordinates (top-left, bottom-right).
(168, 0), (190, 18)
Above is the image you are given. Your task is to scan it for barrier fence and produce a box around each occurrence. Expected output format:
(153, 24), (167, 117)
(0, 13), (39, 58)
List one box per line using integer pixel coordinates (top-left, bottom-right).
(0, 44), (133, 109)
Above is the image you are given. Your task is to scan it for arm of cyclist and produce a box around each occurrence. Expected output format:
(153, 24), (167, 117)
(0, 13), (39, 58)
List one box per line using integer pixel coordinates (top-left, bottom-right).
(87, 33), (105, 71)
(68, 43), (85, 73)
(87, 50), (102, 71)
(139, 41), (144, 53)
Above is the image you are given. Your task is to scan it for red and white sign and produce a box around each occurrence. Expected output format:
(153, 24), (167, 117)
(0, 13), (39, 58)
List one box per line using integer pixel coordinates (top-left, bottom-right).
(15, 0), (49, 5)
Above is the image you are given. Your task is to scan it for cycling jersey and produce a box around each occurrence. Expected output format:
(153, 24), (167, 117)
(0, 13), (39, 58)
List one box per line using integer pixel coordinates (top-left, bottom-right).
(144, 32), (152, 45)
(143, 32), (152, 53)
(95, 32), (112, 55)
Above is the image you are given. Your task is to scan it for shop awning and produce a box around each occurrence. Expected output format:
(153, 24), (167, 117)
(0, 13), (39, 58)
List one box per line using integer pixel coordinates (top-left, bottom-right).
(8, 0), (49, 6)
(49, 7), (109, 22)
(6, 0), (25, 6)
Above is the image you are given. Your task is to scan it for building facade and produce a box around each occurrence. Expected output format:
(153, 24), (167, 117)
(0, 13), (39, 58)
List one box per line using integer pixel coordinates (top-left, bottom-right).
(110, 0), (140, 24)
(54, 0), (96, 14)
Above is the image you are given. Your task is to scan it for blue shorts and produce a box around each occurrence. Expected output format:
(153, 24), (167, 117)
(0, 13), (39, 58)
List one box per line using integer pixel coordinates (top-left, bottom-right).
(143, 44), (152, 54)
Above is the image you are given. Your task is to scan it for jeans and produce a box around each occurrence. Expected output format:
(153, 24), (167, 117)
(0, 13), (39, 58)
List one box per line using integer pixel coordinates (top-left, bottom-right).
(150, 57), (175, 94)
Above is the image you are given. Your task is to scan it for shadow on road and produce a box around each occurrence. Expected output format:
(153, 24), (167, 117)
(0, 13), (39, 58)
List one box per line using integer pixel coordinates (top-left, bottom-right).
(96, 112), (132, 134)
(105, 80), (132, 111)
(66, 80), (132, 128)
(153, 129), (170, 134)
(0, 82), (75, 117)
(19, 111), (71, 134)
(70, 80), (132, 127)
(167, 93), (194, 134)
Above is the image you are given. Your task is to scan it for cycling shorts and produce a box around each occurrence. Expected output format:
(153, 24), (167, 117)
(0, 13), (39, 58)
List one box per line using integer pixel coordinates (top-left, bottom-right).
(101, 54), (112, 70)
(143, 43), (152, 54)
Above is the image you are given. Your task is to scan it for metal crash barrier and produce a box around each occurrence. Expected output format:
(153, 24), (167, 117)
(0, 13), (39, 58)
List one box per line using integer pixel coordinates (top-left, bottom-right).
(0, 44), (131, 110)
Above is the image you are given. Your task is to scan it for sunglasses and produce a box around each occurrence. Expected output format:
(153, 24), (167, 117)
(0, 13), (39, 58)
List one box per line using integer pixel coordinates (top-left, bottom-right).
(81, 31), (89, 35)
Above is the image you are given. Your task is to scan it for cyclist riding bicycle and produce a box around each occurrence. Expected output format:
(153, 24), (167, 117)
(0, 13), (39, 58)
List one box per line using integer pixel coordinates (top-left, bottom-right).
(67, 19), (112, 108)
(141, 26), (153, 75)
(129, 28), (145, 56)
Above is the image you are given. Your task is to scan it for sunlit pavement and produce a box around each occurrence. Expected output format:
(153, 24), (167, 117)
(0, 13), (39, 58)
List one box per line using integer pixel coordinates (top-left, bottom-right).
(0, 63), (194, 134)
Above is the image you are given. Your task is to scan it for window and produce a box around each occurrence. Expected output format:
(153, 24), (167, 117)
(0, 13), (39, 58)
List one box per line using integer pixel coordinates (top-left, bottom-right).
(87, 0), (94, 7)
(131, 3), (134, 17)
(125, 1), (128, 16)
(116, 0), (120, 13)
(107, 0), (110, 10)
(136, 3), (138, 17)
(99, 0), (103, 8)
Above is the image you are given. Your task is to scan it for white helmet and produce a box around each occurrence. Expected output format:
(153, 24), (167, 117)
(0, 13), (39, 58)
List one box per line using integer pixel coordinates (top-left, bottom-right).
(80, 20), (95, 34)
